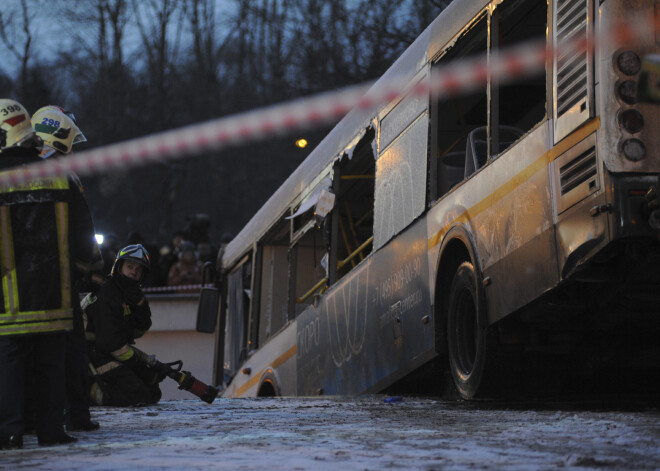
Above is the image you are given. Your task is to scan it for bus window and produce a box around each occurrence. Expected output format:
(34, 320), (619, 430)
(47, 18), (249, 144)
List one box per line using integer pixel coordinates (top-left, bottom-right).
(289, 216), (326, 315)
(491, 0), (547, 157)
(274, 130), (376, 318)
(258, 220), (290, 345)
(432, 13), (488, 196)
(329, 129), (376, 283)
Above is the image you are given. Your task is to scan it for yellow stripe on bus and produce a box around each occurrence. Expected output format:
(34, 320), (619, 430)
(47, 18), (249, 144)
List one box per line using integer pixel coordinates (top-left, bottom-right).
(427, 117), (601, 250)
(235, 344), (297, 397)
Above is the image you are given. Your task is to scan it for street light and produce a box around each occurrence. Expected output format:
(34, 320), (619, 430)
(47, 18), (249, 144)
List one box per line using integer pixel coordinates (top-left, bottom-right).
(295, 138), (308, 149)
(95, 233), (104, 245)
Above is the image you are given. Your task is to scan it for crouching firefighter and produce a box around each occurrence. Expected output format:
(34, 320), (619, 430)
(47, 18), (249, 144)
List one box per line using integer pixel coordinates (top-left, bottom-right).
(82, 244), (169, 406)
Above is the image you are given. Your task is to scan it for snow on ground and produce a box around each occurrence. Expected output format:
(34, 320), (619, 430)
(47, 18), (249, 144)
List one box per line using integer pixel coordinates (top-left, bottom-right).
(1, 396), (659, 470)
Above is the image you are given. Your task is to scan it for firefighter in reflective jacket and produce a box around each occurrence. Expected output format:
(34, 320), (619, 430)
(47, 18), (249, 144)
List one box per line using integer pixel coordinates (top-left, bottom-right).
(0, 99), (98, 449)
(31, 105), (104, 432)
(84, 245), (168, 406)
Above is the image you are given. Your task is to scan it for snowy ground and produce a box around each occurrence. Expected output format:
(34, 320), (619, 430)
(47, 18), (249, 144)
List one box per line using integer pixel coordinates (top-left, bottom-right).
(1, 396), (659, 470)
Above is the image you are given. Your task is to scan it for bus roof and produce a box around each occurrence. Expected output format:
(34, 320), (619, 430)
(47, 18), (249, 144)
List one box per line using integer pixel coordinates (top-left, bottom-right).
(221, 0), (489, 269)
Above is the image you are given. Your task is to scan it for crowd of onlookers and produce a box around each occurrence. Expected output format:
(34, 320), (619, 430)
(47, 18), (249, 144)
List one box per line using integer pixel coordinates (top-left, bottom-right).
(99, 214), (232, 292)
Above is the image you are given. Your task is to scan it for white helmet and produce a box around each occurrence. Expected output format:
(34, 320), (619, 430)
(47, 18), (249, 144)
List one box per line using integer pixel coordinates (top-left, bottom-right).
(31, 105), (86, 155)
(0, 99), (37, 151)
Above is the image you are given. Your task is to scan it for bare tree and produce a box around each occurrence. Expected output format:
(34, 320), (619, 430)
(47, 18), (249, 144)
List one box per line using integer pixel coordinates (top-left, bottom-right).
(184, 0), (216, 80)
(0, 0), (36, 96)
(180, 0), (232, 120)
(0, 0), (450, 245)
(132, 0), (185, 130)
(47, 0), (134, 144)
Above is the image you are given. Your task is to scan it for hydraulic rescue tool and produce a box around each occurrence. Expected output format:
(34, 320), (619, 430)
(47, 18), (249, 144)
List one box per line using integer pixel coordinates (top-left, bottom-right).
(156, 359), (220, 404)
(135, 348), (220, 404)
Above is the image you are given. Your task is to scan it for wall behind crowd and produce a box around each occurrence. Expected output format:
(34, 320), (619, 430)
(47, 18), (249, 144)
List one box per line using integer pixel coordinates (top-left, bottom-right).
(0, 0), (447, 246)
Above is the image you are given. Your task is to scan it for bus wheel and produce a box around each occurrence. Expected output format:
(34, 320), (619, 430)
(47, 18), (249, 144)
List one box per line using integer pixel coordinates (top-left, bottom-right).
(447, 261), (490, 398)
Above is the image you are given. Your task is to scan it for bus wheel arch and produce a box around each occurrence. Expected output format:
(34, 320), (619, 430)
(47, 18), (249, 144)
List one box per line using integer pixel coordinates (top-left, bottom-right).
(435, 226), (492, 398)
(434, 227), (476, 349)
(257, 368), (281, 397)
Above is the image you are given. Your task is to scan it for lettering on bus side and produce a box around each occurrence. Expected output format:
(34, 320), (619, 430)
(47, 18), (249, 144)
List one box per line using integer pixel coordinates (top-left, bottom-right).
(297, 312), (322, 386)
(371, 229), (432, 373)
(376, 238), (426, 333)
(295, 261), (371, 394)
(296, 224), (432, 395)
(325, 264), (370, 368)
(297, 317), (321, 359)
(378, 257), (423, 303)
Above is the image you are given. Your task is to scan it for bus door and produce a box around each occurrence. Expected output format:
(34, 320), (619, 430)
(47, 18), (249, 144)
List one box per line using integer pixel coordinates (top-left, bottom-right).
(223, 256), (252, 383)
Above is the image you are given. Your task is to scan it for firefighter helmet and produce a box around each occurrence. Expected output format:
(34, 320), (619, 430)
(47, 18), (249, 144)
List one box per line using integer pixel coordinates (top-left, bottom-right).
(0, 99), (38, 151)
(111, 244), (151, 280)
(31, 105), (86, 155)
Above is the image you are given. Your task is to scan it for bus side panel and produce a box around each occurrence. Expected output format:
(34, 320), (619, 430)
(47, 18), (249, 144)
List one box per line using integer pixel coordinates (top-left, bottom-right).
(427, 123), (559, 326)
(476, 123), (559, 324)
(296, 221), (432, 396)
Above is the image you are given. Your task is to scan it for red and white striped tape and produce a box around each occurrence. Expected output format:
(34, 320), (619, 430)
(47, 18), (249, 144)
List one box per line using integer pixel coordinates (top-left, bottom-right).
(143, 283), (213, 293)
(0, 14), (655, 189)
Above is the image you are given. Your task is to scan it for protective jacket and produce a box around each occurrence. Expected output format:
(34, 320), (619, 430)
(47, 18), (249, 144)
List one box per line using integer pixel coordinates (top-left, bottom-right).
(0, 147), (97, 336)
(84, 276), (152, 375)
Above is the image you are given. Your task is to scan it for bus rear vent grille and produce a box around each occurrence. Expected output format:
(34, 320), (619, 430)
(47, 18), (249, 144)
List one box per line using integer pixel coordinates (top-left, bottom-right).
(556, 0), (588, 116)
(560, 147), (596, 195)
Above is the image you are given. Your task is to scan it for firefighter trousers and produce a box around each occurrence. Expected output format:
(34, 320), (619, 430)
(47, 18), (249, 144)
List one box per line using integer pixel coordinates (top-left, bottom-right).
(0, 333), (67, 440)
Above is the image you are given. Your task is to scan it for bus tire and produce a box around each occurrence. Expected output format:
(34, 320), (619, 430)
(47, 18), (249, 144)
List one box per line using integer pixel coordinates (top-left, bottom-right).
(447, 261), (491, 399)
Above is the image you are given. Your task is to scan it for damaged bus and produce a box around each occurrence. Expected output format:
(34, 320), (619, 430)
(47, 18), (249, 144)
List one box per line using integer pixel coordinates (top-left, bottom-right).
(197, 0), (660, 398)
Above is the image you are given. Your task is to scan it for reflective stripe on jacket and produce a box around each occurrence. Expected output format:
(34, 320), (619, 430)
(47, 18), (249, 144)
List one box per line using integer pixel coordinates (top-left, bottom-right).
(0, 148), (75, 335)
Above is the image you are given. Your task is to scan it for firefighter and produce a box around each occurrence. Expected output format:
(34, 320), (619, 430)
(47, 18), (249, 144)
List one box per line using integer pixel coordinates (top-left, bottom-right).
(84, 244), (169, 406)
(31, 106), (104, 432)
(0, 99), (97, 449)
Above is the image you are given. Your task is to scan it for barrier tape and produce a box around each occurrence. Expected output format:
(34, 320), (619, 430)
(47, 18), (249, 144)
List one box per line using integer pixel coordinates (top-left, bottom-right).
(0, 14), (656, 189)
(143, 283), (213, 293)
